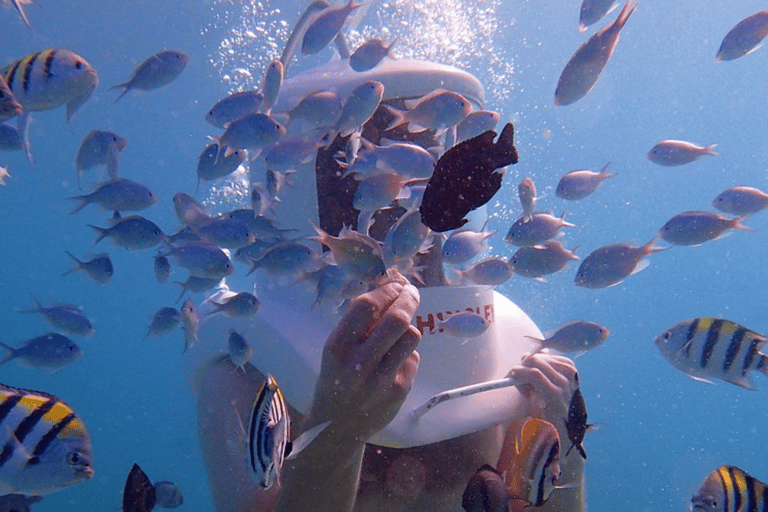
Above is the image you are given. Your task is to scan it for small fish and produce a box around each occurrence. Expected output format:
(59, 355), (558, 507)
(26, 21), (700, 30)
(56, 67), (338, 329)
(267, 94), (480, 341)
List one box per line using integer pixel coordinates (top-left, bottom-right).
(527, 320), (609, 356)
(421, 123), (518, 232)
(112, 50), (188, 102)
(75, 131), (127, 188)
(383, 208), (431, 263)
(21, 294), (94, 336)
(154, 255), (171, 284)
(334, 81), (385, 137)
(555, 1), (636, 105)
(174, 275), (221, 303)
(266, 169), (295, 201)
(191, 217), (256, 249)
(462, 464), (510, 512)
(312, 225), (385, 282)
(180, 299), (199, 353)
(655, 318), (768, 390)
(355, 140), (437, 179)
(247, 241), (320, 277)
(385, 88), (471, 133)
(353, 171), (415, 212)
(301, 0), (365, 55)
(196, 143), (245, 187)
(88, 215), (165, 250)
(206, 89), (263, 128)
(716, 11), (768, 61)
(173, 193), (211, 227)
(508, 418), (564, 506)
(0, 122), (21, 151)
(227, 211), (296, 242)
(263, 135), (320, 172)
(228, 330), (253, 374)
(245, 374), (329, 489)
(0, 383), (93, 496)
(555, 162), (615, 201)
(564, 387), (590, 459)
(0, 75), (22, 121)
(0, 493), (42, 512)
(436, 312), (490, 339)
(2, 0), (33, 27)
(510, 241), (580, 280)
(69, 178), (156, 214)
(260, 60), (283, 114)
(0, 333), (82, 372)
(518, 177), (537, 222)
(504, 212), (575, 247)
(350, 38), (396, 72)
(207, 292), (260, 318)
(216, 112), (286, 157)
(153, 480), (183, 508)
(647, 140), (719, 166)
(456, 110), (500, 143)
(658, 210), (750, 246)
(0, 165), (9, 185)
(457, 257), (514, 286)
(574, 237), (662, 288)
(122, 463), (155, 512)
(144, 307), (181, 340)
(712, 186), (768, 216)
(579, 0), (617, 32)
(234, 240), (274, 264)
(442, 224), (496, 265)
(62, 251), (114, 285)
(692, 465), (768, 512)
(286, 89), (342, 128)
(160, 242), (234, 279)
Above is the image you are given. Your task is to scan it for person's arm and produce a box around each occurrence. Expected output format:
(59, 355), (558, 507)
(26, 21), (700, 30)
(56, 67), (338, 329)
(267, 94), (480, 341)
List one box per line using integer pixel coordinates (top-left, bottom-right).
(274, 278), (421, 512)
(498, 353), (587, 512)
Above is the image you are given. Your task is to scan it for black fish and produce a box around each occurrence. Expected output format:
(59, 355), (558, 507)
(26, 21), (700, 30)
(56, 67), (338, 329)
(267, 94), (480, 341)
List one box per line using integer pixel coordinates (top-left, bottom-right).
(462, 464), (511, 512)
(420, 123), (518, 232)
(123, 463), (156, 512)
(564, 387), (590, 459)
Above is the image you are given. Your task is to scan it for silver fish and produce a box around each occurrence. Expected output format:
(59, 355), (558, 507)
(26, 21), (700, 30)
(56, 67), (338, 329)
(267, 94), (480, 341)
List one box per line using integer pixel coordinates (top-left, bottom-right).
(712, 186), (768, 216)
(457, 110), (500, 143)
(286, 89), (342, 128)
(180, 299), (199, 353)
(0, 333), (83, 372)
(0, 165), (8, 186)
(217, 112), (286, 156)
(655, 318), (768, 390)
(191, 218), (256, 249)
(260, 60), (283, 114)
(301, 0), (364, 55)
(69, 178), (156, 214)
(518, 177), (537, 222)
(62, 251), (114, 285)
(207, 292), (260, 318)
(75, 130), (127, 188)
(173, 193), (211, 227)
(658, 210), (750, 246)
(350, 38), (396, 72)
(247, 242), (319, 276)
(0, 383), (93, 495)
(206, 90), (263, 128)
(334, 81), (385, 137)
(312, 225), (385, 282)
(527, 320), (610, 355)
(21, 294), (94, 337)
(504, 212), (575, 247)
(555, 1), (636, 106)
(575, 237), (662, 288)
(716, 10), (768, 61)
(383, 208), (431, 262)
(227, 330), (252, 374)
(458, 257), (514, 286)
(510, 241), (580, 280)
(160, 242), (234, 279)
(174, 276), (221, 303)
(88, 215), (164, 250)
(555, 162), (615, 201)
(442, 224), (495, 265)
(579, 0), (617, 32)
(263, 135), (319, 172)
(112, 50), (188, 102)
(196, 144), (245, 187)
(386, 88), (471, 133)
(436, 312), (490, 339)
(154, 255), (171, 284)
(647, 140), (718, 166)
(144, 307), (181, 340)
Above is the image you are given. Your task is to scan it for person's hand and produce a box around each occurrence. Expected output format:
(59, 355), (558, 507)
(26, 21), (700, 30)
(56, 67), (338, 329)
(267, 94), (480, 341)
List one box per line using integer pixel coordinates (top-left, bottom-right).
(303, 275), (421, 444)
(508, 352), (579, 427)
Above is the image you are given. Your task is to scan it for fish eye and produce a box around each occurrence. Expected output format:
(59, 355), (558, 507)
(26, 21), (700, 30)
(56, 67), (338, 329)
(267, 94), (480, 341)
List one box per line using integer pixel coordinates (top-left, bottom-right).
(0, 91), (4, 98)
(663, 331), (671, 339)
(75, 61), (83, 70)
(67, 452), (82, 465)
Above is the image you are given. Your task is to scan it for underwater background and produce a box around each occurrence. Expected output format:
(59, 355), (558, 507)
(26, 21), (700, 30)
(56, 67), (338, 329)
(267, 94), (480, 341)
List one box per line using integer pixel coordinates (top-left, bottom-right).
(1, 0), (767, 510)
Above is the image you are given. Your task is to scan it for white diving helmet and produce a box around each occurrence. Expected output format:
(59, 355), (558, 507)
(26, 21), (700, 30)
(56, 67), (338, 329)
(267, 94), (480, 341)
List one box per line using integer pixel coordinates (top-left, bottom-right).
(186, 55), (542, 449)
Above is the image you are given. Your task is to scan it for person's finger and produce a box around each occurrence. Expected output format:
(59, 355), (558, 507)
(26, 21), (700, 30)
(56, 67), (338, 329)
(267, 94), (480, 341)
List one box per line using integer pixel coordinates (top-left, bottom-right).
(377, 325), (421, 380)
(354, 283), (419, 368)
(522, 353), (579, 397)
(326, 280), (405, 359)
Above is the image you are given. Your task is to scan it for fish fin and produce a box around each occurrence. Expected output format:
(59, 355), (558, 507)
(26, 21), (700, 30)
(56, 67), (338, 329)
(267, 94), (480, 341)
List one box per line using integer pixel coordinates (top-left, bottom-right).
(703, 143), (719, 157)
(744, 43), (764, 57)
(87, 224), (108, 245)
(17, 112), (33, 164)
(687, 374), (715, 386)
(61, 251), (83, 276)
(285, 420), (331, 460)
(11, 0), (31, 27)
(0, 342), (16, 365)
(534, 277), (547, 283)
(726, 375), (758, 391)
(110, 83), (131, 103)
(106, 144), (120, 180)
(382, 104), (407, 131)
(614, 0), (638, 31)
(66, 88), (94, 122)
(630, 258), (650, 275)
(730, 215), (756, 233)
(67, 193), (92, 214)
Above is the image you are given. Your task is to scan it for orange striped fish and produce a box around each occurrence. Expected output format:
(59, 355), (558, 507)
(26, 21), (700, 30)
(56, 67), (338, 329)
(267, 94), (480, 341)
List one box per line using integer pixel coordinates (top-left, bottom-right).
(693, 465), (768, 512)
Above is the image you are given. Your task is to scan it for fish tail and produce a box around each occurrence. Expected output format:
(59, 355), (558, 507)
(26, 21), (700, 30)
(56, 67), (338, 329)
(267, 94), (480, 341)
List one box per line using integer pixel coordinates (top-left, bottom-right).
(61, 251), (83, 276)
(643, 234), (666, 254)
(615, 0), (638, 30)
(0, 342), (16, 365)
(758, 355), (768, 380)
(382, 104), (407, 131)
(87, 224), (108, 245)
(68, 193), (91, 214)
(703, 143), (719, 157)
(731, 215), (756, 233)
(110, 83), (130, 103)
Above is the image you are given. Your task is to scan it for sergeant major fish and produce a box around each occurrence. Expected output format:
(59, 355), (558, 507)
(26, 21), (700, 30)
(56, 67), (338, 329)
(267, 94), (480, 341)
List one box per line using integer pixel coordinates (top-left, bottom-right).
(692, 465), (768, 512)
(0, 333), (82, 372)
(112, 50), (188, 102)
(555, 1), (637, 106)
(0, 383), (93, 496)
(716, 10), (768, 61)
(655, 318), (768, 390)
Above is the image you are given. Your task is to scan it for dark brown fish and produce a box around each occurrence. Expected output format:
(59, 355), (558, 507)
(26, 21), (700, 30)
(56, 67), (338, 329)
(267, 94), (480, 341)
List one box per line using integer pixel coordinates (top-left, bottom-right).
(564, 387), (590, 460)
(420, 123), (518, 232)
(123, 463), (156, 512)
(462, 464), (511, 512)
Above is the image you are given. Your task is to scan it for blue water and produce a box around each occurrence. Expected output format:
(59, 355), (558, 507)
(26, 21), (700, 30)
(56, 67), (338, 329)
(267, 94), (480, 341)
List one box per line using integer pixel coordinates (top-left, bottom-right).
(1, 0), (767, 510)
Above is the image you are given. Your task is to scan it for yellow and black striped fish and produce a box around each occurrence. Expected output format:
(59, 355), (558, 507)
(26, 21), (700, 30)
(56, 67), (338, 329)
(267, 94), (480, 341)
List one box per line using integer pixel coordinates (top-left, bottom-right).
(692, 465), (768, 512)
(0, 75), (21, 122)
(0, 382), (93, 496)
(655, 318), (768, 390)
(1, 49), (98, 119)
